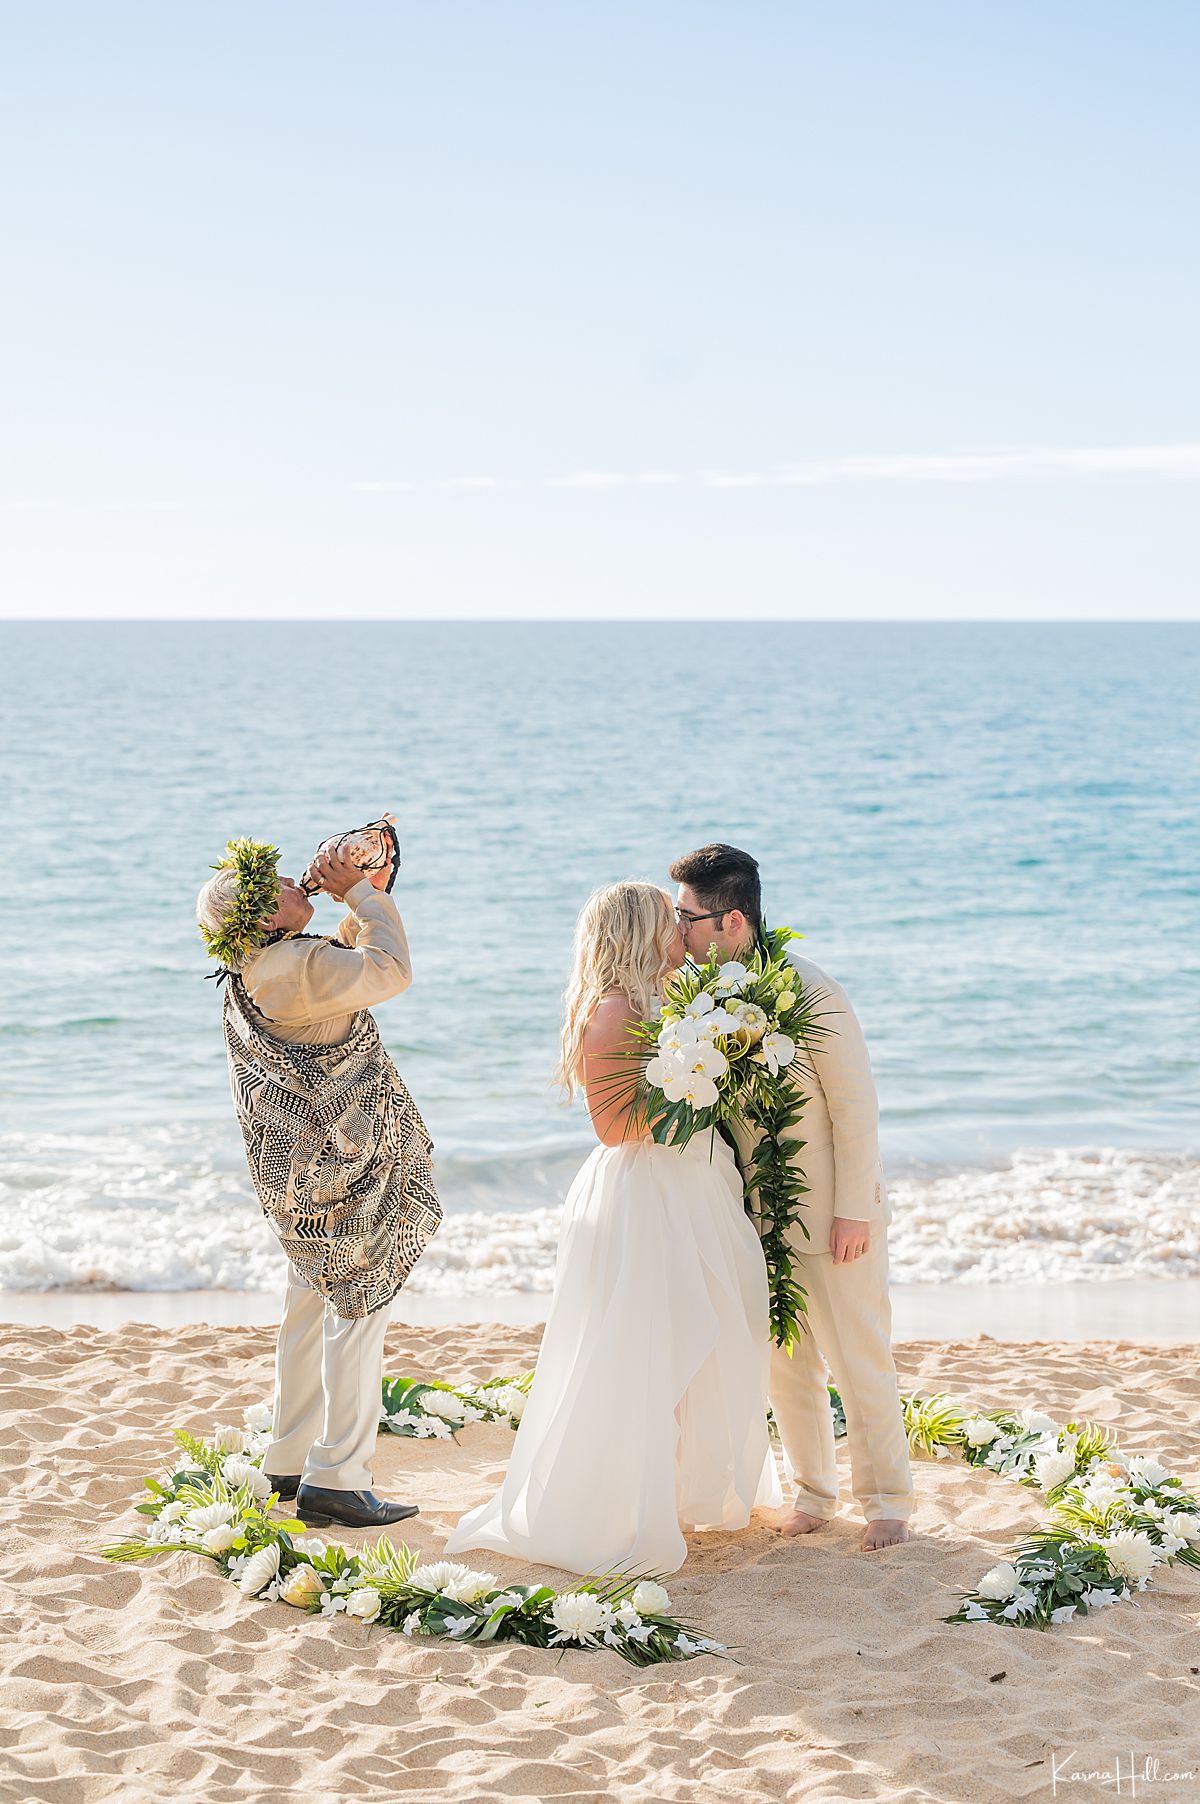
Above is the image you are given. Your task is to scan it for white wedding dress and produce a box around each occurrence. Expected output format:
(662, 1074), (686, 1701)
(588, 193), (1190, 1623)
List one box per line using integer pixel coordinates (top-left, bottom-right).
(444, 1130), (782, 1576)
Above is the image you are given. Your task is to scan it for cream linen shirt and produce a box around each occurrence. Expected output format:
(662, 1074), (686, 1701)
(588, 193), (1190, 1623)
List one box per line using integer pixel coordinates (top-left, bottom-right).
(238, 877), (412, 1046)
(730, 948), (890, 1254)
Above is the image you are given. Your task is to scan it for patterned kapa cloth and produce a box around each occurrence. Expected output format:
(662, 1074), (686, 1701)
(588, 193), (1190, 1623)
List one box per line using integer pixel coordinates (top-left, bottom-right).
(222, 975), (442, 1319)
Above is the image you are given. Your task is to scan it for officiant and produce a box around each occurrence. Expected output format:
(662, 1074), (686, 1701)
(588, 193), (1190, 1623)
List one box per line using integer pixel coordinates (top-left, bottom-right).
(195, 832), (441, 1531)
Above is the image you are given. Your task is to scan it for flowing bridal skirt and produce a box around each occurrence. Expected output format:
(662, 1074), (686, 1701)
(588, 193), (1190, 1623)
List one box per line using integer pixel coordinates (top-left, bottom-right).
(444, 1132), (782, 1576)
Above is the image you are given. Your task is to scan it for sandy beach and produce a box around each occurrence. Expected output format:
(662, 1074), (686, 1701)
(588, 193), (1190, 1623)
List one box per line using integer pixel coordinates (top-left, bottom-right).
(3, 1316), (1198, 1804)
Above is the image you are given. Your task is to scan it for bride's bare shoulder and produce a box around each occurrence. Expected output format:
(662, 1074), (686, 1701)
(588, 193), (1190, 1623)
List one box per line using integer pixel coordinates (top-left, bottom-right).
(583, 991), (638, 1047)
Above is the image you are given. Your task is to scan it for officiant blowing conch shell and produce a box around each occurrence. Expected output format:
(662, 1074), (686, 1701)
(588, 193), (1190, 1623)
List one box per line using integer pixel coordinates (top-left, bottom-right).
(195, 828), (441, 1531)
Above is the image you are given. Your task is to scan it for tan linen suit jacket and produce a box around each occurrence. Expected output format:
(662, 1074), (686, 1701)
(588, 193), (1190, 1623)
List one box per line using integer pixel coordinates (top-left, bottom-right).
(731, 948), (889, 1255)
(239, 877), (412, 1043)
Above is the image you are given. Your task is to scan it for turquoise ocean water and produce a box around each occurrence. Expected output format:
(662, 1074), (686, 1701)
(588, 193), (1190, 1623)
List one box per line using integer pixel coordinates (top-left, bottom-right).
(1, 621), (1197, 1294)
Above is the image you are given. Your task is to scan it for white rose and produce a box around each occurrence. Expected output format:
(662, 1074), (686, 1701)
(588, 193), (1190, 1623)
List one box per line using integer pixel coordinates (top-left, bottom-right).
(962, 1416), (1003, 1449)
(1164, 1510), (1200, 1544)
(243, 1402), (273, 1433)
(777, 990), (796, 1011)
(201, 1524), (240, 1555)
(212, 1425), (247, 1455)
(344, 1587), (383, 1623)
(631, 1580), (671, 1616)
(977, 1562), (1020, 1602)
(237, 1542), (282, 1596)
(549, 1592), (610, 1642)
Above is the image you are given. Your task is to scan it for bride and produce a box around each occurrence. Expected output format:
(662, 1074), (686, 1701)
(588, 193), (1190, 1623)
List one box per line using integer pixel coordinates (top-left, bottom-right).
(444, 880), (781, 1576)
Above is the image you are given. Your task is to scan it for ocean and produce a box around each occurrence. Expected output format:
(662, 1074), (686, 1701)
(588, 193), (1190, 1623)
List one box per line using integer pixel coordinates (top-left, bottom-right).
(1, 620), (1197, 1295)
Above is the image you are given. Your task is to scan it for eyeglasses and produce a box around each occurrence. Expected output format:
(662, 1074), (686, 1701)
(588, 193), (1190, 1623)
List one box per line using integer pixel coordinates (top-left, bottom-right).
(675, 907), (728, 927)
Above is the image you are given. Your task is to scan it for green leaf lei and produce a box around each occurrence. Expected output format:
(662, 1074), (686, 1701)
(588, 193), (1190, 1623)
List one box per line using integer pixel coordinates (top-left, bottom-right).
(199, 837), (282, 969)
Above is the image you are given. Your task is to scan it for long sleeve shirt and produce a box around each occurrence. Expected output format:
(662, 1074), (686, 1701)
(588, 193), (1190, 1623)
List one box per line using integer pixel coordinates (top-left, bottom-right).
(239, 877), (413, 1046)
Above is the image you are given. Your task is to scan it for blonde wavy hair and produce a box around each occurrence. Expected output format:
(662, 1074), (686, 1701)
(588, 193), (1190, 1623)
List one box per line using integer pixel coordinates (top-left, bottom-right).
(557, 881), (679, 1097)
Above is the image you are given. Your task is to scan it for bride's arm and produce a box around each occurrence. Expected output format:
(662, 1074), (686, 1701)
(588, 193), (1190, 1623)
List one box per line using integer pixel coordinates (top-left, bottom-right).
(581, 996), (650, 1148)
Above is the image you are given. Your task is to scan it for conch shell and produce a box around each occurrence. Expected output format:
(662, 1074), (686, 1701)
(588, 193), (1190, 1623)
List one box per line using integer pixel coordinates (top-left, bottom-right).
(300, 813), (401, 895)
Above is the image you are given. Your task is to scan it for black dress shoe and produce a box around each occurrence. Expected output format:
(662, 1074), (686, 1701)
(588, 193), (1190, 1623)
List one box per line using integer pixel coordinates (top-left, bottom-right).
(264, 1473), (301, 1501)
(294, 1485), (420, 1529)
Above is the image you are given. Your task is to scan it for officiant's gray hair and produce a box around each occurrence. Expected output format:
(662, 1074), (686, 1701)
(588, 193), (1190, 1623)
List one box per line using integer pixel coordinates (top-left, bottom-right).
(195, 869), (243, 942)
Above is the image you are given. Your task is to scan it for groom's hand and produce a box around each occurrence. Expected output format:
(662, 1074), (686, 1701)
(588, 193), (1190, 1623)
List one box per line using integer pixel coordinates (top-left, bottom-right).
(830, 1218), (870, 1264)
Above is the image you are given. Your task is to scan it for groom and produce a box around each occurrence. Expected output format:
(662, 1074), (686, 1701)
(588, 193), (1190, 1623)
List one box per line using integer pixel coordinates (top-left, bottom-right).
(669, 842), (913, 1551)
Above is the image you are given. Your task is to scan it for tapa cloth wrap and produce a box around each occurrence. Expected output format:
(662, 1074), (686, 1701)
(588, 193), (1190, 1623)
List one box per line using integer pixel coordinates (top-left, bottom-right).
(222, 971), (441, 1319)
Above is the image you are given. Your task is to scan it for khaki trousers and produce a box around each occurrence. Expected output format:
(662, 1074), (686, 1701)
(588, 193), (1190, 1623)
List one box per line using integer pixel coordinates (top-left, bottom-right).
(263, 1263), (391, 1492)
(770, 1235), (913, 1523)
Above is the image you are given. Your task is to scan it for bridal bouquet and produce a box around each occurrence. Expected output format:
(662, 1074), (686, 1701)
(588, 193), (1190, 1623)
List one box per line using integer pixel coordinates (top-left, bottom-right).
(619, 927), (832, 1353)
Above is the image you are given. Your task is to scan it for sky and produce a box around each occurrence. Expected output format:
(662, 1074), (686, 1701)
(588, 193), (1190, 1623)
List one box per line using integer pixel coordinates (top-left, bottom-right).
(2, 1), (1198, 620)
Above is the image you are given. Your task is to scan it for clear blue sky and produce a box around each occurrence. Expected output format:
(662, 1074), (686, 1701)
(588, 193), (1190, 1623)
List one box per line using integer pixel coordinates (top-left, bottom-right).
(2, 1), (1197, 618)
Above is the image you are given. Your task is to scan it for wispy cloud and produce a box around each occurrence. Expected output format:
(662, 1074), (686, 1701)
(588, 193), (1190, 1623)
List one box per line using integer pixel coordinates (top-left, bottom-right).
(351, 444), (1200, 495)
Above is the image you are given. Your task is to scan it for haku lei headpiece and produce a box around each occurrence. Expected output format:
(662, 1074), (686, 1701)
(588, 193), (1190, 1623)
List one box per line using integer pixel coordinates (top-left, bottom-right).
(201, 837), (282, 969)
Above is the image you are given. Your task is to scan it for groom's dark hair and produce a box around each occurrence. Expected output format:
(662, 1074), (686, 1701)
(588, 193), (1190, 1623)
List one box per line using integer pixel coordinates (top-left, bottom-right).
(668, 843), (762, 934)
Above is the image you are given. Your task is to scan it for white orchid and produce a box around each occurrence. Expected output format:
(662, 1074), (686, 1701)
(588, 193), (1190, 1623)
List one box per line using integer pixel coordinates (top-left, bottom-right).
(237, 1542), (282, 1597)
(1050, 1604), (1078, 1624)
(999, 1589), (1039, 1619)
(318, 1591), (347, 1617)
(401, 1610), (424, 1636)
(683, 991), (715, 1018)
(761, 1032), (796, 1076)
(961, 1600), (989, 1622)
(661, 1069), (719, 1107)
(713, 961), (749, 995)
(656, 1016), (700, 1052)
(695, 1006), (743, 1038)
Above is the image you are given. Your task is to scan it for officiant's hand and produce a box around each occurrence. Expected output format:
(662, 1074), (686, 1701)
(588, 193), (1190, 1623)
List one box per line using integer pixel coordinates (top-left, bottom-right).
(830, 1218), (870, 1264)
(306, 846), (368, 901)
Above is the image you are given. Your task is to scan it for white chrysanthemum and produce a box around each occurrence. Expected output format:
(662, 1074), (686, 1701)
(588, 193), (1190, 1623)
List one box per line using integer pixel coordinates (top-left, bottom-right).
(201, 1524), (240, 1555)
(977, 1562), (1020, 1601)
(185, 1500), (238, 1534)
(549, 1592), (610, 1641)
(237, 1542), (282, 1596)
(631, 1580), (671, 1616)
(243, 1402), (273, 1433)
(212, 1425), (246, 1455)
(408, 1560), (472, 1593)
(1126, 1456), (1171, 1489)
(441, 1570), (497, 1604)
(223, 1456), (273, 1501)
(344, 1587), (383, 1622)
(421, 1391), (471, 1425)
(962, 1416), (1003, 1449)
(1099, 1530), (1158, 1586)
(1033, 1449), (1078, 1492)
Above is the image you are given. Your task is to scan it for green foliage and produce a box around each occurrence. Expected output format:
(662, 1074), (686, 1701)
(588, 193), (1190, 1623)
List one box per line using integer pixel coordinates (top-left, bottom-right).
(199, 837), (282, 968)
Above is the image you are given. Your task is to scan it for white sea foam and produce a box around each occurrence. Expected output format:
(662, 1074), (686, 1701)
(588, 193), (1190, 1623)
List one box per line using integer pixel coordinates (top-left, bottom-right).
(0, 1132), (1197, 1294)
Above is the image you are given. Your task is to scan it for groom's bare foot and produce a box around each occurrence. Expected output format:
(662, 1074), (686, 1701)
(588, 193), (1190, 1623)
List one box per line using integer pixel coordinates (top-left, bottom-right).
(771, 1507), (829, 1537)
(861, 1519), (909, 1551)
